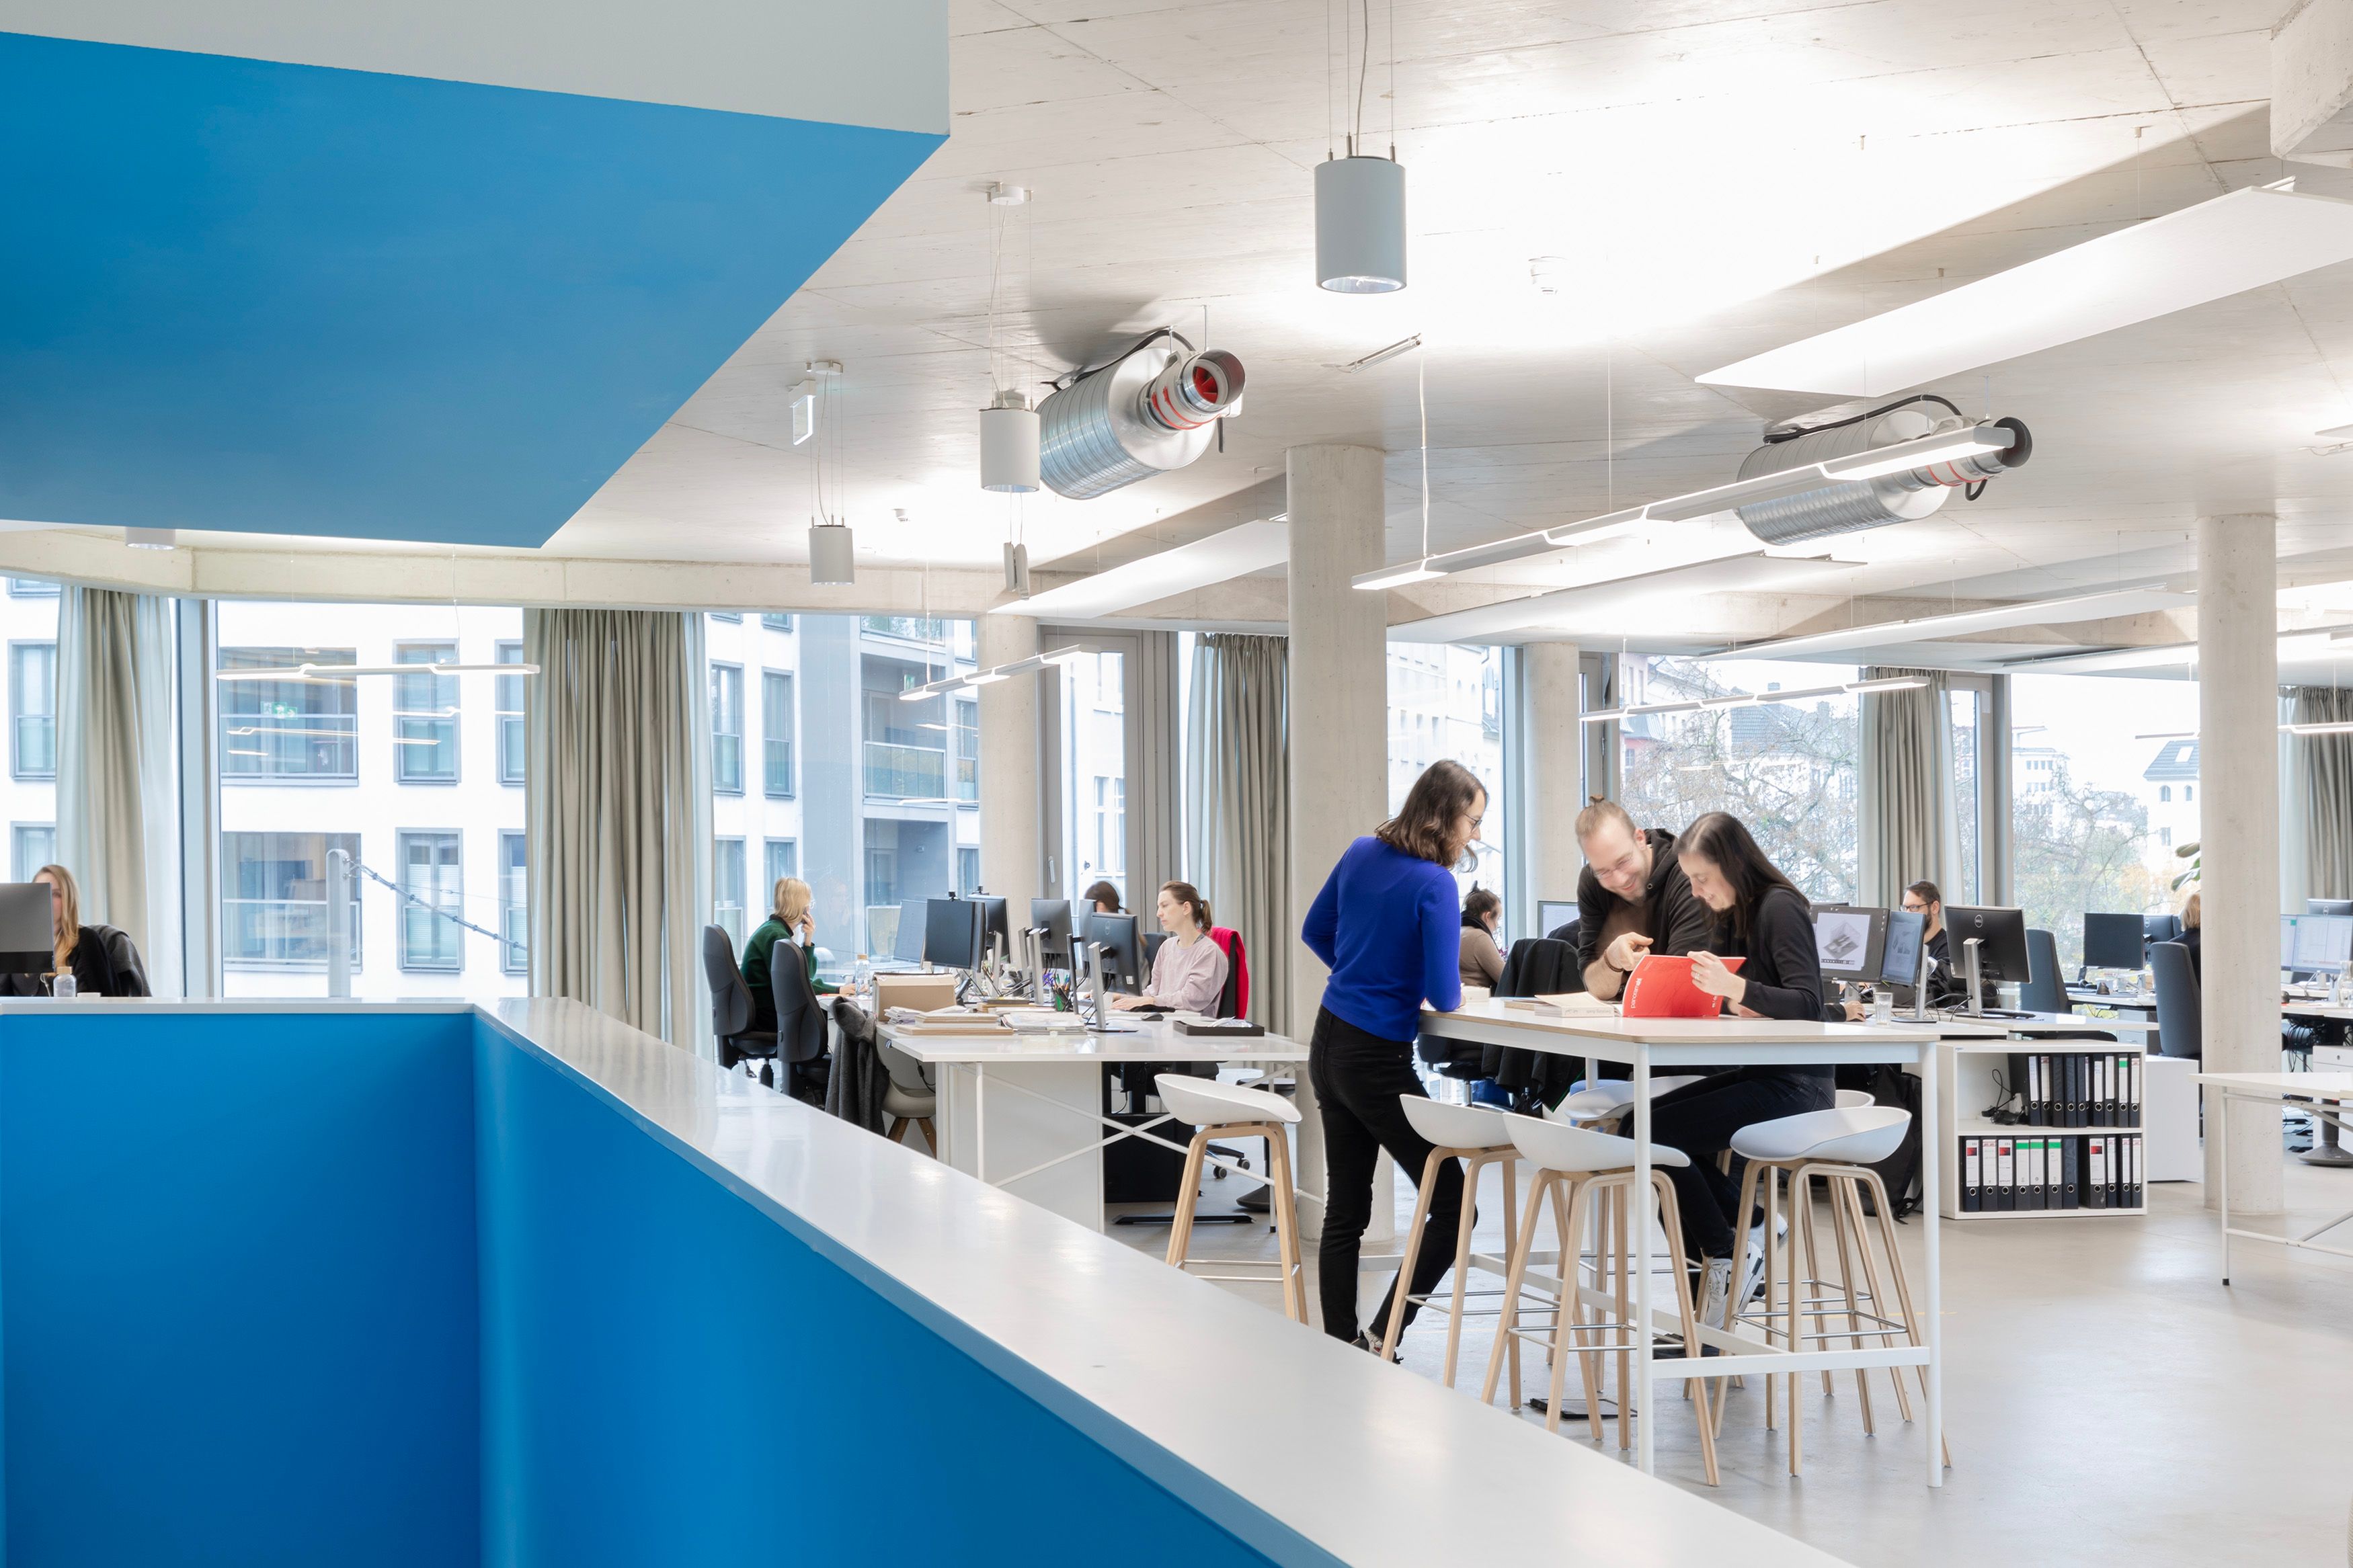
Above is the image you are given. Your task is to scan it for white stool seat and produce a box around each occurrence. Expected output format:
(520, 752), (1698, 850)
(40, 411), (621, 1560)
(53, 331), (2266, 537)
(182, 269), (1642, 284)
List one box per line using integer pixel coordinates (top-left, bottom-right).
(1400, 1096), (1515, 1150)
(1550, 1074), (1708, 1122)
(1730, 1105), (1910, 1165)
(1504, 1111), (1691, 1173)
(1834, 1087), (1876, 1109)
(1155, 1074), (1300, 1128)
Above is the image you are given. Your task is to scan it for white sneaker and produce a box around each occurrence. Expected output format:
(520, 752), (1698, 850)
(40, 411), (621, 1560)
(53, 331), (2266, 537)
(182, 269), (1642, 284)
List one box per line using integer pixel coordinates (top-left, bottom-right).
(1699, 1257), (1734, 1329)
(1734, 1223), (1769, 1321)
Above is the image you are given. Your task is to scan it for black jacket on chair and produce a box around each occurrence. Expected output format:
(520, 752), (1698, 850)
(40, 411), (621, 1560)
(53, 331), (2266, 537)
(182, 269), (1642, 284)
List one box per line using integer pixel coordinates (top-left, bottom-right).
(1478, 937), (1581, 1105)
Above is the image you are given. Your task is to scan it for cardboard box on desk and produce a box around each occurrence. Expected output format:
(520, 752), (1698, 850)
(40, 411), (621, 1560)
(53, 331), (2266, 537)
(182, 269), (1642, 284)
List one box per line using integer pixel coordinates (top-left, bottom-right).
(875, 973), (959, 1016)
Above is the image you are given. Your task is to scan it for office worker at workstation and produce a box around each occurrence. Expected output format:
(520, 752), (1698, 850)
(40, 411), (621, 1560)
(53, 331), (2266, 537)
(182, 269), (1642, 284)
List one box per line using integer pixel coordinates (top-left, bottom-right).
(1302, 758), (1483, 1355)
(741, 878), (833, 1031)
(1648, 813), (1832, 1328)
(1573, 798), (1712, 1001)
(1083, 880), (1123, 916)
(1459, 886), (1505, 990)
(4, 865), (139, 997)
(2177, 890), (2202, 980)
(1111, 881), (1228, 1013)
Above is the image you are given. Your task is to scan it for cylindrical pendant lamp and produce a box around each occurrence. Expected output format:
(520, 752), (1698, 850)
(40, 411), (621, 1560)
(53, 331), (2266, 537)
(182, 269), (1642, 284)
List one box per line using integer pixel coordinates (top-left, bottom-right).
(1315, 155), (1407, 294)
(979, 393), (1041, 493)
(809, 521), (855, 585)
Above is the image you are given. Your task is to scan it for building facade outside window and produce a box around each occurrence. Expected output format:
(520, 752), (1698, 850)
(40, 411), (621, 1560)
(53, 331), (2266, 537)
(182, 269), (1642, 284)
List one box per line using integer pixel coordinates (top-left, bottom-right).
(1387, 643), (1507, 905)
(397, 831), (463, 971)
(763, 838), (797, 893)
(223, 830), (362, 968)
(714, 837), (746, 947)
(498, 831), (527, 975)
(9, 641), (54, 780)
(11, 823), (52, 880)
(762, 670), (795, 798)
(710, 662), (744, 794)
(220, 647), (358, 780)
(495, 641), (526, 786)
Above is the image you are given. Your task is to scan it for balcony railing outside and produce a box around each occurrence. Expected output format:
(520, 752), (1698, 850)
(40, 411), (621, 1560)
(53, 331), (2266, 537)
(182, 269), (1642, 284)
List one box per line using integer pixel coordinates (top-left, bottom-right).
(860, 615), (951, 645)
(222, 897), (360, 969)
(221, 714), (358, 780)
(864, 741), (944, 800)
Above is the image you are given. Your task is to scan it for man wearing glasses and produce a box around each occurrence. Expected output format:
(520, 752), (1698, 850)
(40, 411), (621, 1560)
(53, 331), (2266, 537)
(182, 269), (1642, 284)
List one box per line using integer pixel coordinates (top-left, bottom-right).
(1572, 798), (1713, 1001)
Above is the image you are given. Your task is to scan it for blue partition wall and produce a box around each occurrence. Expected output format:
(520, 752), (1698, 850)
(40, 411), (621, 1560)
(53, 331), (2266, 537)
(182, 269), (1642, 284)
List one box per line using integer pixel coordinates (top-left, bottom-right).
(0, 1007), (1293, 1567)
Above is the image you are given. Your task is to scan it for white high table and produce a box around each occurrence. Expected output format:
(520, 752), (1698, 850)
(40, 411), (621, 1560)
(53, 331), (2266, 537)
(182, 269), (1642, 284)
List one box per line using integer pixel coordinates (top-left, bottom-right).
(882, 1016), (1308, 1233)
(1417, 1000), (1946, 1486)
(2195, 1070), (2353, 1282)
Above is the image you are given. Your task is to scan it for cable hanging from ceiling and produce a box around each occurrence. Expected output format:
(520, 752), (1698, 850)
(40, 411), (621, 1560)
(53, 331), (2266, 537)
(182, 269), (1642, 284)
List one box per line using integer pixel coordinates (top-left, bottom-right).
(1316, 0), (1405, 293)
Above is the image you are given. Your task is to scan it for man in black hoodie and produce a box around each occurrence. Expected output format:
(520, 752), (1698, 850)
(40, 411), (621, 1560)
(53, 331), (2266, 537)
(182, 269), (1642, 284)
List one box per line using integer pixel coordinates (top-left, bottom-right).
(1573, 798), (1714, 999)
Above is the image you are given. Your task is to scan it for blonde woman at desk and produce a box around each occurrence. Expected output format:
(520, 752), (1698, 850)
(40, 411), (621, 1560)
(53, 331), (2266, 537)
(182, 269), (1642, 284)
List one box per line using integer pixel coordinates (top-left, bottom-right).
(1111, 882), (1228, 1013)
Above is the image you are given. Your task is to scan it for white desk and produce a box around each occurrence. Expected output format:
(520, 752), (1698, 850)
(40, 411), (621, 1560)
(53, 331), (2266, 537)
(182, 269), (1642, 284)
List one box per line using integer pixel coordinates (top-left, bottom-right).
(883, 1018), (1308, 1233)
(1417, 1002), (1945, 1486)
(2195, 1071), (2353, 1282)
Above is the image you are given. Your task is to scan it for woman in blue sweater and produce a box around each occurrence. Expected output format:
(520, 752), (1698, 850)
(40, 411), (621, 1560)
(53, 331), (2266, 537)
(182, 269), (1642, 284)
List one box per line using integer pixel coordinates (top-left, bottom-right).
(1301, 759), (1483, 1351)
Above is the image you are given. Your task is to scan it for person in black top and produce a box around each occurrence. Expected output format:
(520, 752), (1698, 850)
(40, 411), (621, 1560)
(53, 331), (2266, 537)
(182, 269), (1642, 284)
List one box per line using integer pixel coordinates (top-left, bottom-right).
(2176, 890), (2202, 981)
(1571, 799), (1714, 1001)
(1646, 813), (1833, 1329)
(3, 864), (131, 997)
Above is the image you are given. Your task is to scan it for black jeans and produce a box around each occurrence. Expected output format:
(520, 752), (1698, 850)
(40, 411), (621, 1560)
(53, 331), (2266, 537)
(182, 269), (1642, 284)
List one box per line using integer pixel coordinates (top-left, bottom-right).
(1310, 1006), (1466, 1343)
(1648, 1070), (1833, 1259)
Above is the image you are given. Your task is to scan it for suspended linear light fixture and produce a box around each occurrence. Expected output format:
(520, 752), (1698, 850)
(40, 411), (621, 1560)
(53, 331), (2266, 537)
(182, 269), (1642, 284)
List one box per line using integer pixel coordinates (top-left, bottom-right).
(214, 661), (539, 680)
(1581, 675), (1926, 724)
(1315, 0), (1404, 292)
(899, 645), (1089, 700)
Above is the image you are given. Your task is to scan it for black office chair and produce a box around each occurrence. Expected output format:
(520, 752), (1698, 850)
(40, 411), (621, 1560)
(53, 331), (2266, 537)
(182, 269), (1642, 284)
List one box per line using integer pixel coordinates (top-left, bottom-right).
(768, 937), (830, 1104)
(2020, 928), (2067, 1015)
(2149, 940), (2201, 1061)
(701, 925), (778, 1085)
(88, 925), (151, 997)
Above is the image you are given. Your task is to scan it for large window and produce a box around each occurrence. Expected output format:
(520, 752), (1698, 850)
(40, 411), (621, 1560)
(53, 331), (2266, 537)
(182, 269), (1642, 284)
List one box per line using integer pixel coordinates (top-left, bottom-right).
(220, 647), (358, 780)
(1616, 656), (1860, 903)
(711, 662), (744, 794)
(762, 670), (795, 798)
(9, 641), (54, 780)
(2012, 673), (2197, 970)
(397, 831), (463, 971)
(1387, 643), (1507, 902)
(1058, 649), (1127, 906)
(223, 831), (361, 968)
(215, 602), (526, 999)
(495, 641), (527, 786)
(395, 642), (459, 782)
(954, 698), (980, 803)
(764, 838), (797, 890)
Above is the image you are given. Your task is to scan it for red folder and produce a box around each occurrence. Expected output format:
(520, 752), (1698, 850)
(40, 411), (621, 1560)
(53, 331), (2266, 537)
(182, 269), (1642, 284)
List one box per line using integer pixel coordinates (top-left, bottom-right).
(1620, 954), (1743, 1019)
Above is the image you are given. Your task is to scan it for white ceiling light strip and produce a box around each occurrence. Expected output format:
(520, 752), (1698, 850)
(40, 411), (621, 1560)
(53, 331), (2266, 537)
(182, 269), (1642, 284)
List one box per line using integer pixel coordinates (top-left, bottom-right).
(1715, 586), (2193, 661)
(1388, 550), (1850, 644)
(991, 518), (1289, 618)
(216, 661), (539, 679)
(900, 645), (1087, 702)
(1698, 185), (2353, 397)
(1581, 675), (1927, 725)
(2009, 622), (2353, 675)
(1352, 424), (2019, 590)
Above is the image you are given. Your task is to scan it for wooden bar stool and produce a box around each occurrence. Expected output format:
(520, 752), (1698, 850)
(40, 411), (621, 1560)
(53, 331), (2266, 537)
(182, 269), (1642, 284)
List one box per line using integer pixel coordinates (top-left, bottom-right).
(1153, 1075), (1307, 1325)
(1378, 1098), (1521, 1395)
(1724, 1101), (1940, 1476)
(1551, 1075), (1709, 1127)
(1481, 1112), (1720, 1486)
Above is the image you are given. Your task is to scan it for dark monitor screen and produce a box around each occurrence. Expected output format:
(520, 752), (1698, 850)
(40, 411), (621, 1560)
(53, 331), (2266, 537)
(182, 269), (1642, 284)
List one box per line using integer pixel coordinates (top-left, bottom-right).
(0, 883), (49, 972)
(973, 896), (1009, 960)
(1811, 905), (1886, 983)
(1537, 899), (1578, 937)
(1081, 911), (1144, 993)
(1030, 898), (1073, 964)
(891, 899), (929, 964)
(1946, 906), (2031, 986)
(922, 897), (984, 971)
(2083, 913), (2149, 972)
(2143, 913), (2182, 946)
(1880, 909), (1925, 987)
(2310, 899), (2353, 917)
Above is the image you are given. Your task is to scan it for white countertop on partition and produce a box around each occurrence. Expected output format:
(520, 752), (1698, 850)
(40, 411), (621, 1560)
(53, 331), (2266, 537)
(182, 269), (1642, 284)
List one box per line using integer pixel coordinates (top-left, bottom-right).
(880, 1013), (1307, 1065)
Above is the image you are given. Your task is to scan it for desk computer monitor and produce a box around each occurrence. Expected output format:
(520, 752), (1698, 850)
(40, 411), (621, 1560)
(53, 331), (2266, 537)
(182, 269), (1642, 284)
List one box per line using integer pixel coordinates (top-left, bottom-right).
(1880, 908), (1926, 990)
(1030, 898), (1073, 966)
(1811, 905), (1886, 983)
(891, 899), (930, 964)
(1536, 899), (1578, 938)
(0, 883), (49, 973)
(2310, 899), (2353, 917)
(923, 897), (984, 971)
(2282, 913), (2353, 976)
(2083, 912), (2149, 973)
(2143, 913), (2182, 946)
(972, 896), (1009, 966)
(1945, 906), (2030, 1012)
(1081, 911), (1144, 993)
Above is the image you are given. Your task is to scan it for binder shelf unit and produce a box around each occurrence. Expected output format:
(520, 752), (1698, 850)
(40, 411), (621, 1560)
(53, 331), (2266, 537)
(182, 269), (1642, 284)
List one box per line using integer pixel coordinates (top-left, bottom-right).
(1937, 1038), (2148, 1220)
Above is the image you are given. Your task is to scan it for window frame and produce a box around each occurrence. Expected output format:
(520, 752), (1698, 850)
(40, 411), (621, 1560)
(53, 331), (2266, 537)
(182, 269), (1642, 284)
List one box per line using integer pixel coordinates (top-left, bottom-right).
(710, 661), (745, 796)
(495, 640), (526, 787)
(762, 667), (796, 799)
(497, 830), (528, 976)
(9, 639), (56, 782)
(218, 646), (359, 784)
(393, 641), (461, 785)
(395, 828), (465, 973)
(10, 822), (54, 882)
(221, 829), (363, 971)
(713, 835), (747, 947)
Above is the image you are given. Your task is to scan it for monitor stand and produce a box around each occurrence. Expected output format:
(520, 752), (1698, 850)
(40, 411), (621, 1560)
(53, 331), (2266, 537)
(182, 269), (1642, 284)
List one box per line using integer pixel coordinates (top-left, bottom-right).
(1961, 936), (1987, 1018)
(1085, 945), (1133, 1034)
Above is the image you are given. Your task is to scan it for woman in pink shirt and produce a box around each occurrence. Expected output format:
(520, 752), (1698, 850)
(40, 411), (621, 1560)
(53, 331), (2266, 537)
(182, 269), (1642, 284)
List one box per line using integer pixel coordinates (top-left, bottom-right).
(1113, 880), (1230, 1014)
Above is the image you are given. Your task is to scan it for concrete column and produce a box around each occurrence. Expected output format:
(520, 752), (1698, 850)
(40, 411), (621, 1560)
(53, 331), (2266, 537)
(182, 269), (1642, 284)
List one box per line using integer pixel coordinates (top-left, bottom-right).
(1287, 445), (1391, 1257)
(2198, 515), (2282, 1214)
(978, 613), (1043, 916)
(1523, 641), (1585, 911)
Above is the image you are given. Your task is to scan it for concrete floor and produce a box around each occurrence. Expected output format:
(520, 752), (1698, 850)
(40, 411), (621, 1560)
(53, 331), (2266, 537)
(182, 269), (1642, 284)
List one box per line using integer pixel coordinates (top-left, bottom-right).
(1112, 1143), (2353, 1567)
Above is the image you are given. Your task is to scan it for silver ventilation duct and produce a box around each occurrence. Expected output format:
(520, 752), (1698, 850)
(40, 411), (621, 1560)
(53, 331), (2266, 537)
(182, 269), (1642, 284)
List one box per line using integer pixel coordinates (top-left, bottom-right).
(1036, 334), (1245, 500)
(1734, 400), (2032, 546)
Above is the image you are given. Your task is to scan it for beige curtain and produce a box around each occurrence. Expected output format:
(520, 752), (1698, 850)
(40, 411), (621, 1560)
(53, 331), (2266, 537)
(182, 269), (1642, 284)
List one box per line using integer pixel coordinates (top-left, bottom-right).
(1858, 664), (1960, 909)
(1184, 633), (1289, 1028)
(56, 587), (180, 993)
(2292, 686), (2353, 899)
(524, 608), (708, 1048)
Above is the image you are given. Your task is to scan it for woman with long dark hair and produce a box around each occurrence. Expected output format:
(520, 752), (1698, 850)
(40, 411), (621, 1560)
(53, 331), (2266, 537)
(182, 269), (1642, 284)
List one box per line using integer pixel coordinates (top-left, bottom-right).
(1650, 811), (1831, 1329)
(1300, 758), (1485, 1352)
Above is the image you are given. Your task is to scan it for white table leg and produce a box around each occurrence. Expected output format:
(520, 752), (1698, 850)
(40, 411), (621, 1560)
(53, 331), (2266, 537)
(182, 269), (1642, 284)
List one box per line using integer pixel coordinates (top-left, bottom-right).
(1633, 1045), (1653, 1475)
(1920, 1045), (1944, 1487)
(2219, 1085), (2231, 1286)
(975, 1063), (986, 1186)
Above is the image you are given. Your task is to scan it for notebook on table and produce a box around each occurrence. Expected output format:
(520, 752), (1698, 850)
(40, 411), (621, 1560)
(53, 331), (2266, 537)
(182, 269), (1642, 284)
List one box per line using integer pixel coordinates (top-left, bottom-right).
(1620, 955), (1743, 1019)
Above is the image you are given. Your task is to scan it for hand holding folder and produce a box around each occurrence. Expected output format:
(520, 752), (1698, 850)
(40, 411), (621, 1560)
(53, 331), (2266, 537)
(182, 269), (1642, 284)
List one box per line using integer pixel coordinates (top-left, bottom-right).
(1621, 954), (1745, 1019)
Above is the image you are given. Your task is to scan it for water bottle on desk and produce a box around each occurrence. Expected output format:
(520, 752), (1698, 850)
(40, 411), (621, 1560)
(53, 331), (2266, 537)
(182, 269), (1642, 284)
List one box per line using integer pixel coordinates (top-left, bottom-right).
(850, 953), (872, 997)
(51, 972), (75, 1000)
